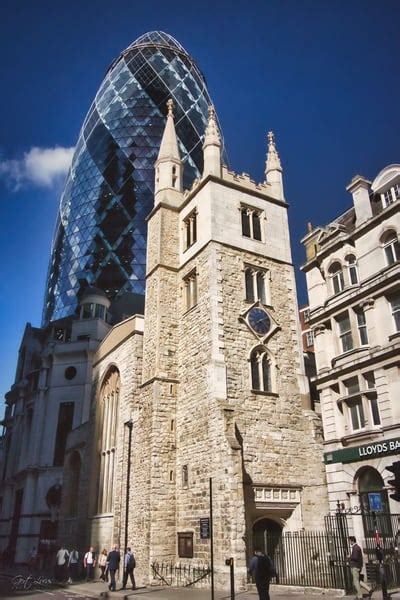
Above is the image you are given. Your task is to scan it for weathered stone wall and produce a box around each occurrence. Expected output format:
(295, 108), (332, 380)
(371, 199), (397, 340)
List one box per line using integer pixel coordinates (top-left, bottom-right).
(58, 170), (328, 590)
(217, 243), (328, 528)
(138, 204), (180, 577)
(59, 322), (146, 574)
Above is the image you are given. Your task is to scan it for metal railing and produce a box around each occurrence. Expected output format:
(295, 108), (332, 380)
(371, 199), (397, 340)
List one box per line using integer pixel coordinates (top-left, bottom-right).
(151, 560), (211, 587)
(267, 531), (352, 591)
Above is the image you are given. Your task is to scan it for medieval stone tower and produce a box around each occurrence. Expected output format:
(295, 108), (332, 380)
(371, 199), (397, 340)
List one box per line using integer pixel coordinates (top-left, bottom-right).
(61, 101), (328, 589)
(125, 102), (329, 586)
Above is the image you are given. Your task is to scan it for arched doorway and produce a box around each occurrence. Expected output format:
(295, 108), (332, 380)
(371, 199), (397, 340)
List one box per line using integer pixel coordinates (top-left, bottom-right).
(357, 467), (392, 537)
(252, 518), (282, 557)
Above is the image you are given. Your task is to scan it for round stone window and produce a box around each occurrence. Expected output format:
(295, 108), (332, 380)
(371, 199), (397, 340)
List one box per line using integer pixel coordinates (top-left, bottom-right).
(65, 366), (77, 380)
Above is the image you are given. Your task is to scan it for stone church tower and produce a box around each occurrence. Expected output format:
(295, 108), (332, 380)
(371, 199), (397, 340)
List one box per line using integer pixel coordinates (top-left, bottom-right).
(60, 101), (328, 589)
(129, 102), (328, 585)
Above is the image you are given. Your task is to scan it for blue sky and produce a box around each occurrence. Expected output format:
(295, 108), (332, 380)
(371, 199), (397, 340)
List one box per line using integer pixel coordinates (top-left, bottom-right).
(0, 0), (399, 408)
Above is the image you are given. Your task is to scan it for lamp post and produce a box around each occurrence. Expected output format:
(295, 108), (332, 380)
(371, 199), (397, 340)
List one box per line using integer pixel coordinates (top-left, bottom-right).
(124, 419), (133, 554)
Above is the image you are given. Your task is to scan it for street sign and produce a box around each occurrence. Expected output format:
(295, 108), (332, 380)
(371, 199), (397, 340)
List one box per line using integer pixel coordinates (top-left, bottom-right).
(200, 517), (210, 539)
(368, 493), (383, 512)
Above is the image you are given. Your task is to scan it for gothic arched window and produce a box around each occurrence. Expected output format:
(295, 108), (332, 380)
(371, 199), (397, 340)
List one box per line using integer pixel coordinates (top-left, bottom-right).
(244, 266), (268, 304)
(250, 346), (273, 392)
(97, 368), (120, 514)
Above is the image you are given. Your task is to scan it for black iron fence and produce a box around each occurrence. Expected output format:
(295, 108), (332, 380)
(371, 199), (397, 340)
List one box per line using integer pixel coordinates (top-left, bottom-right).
(151, 560), (211, 587)
(359, 512), (400, 589)
(267, 531), (352, 591)
(325, 511), (400, 590)
(151, 513), (400, 592)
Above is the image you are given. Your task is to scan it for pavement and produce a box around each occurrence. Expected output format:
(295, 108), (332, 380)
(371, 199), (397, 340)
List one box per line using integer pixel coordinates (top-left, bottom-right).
(51, 578), (400, 600)
(1, 572), (400, 600)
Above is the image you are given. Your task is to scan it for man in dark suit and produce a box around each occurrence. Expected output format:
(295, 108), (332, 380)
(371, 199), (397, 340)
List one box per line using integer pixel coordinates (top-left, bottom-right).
(249, 547), (276, 600)
(106, 545), (120, 592)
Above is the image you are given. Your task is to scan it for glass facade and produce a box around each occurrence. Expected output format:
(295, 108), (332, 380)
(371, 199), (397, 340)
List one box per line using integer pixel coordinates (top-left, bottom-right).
(42, 31), (224, 325)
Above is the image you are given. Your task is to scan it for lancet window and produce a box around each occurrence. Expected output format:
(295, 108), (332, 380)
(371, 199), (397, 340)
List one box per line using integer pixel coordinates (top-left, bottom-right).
(250, 346), (273, 392)
(97, 368), (120, 514)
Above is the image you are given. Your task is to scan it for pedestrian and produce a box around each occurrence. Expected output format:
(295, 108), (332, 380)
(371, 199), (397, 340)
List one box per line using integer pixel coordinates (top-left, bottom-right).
(99, 548), (108, 582)
(55, 544), (69, 581)
(83, 546), (96, 582)
(249, 547), (276, 600)
(68, 547), (79, 584)
(348, 536), (373, 599)
(106, 545), (120, 592)
(122, 547), (136, 590)
(28, 546), (38, 571)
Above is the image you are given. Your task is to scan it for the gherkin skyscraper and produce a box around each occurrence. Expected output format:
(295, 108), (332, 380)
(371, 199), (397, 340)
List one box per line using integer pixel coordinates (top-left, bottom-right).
(42, 31), (224, 326)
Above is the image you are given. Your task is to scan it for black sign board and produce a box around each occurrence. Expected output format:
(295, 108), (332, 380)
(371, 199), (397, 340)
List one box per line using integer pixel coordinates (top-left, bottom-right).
(200, 517), (210, 539)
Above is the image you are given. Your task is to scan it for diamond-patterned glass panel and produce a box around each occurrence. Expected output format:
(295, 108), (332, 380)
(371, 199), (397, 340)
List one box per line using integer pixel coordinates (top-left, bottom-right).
(42, 31), (225, 325)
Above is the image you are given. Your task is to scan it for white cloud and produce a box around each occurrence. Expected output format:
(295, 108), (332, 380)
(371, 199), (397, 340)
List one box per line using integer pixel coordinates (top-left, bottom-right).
(0, 146), (74, 190)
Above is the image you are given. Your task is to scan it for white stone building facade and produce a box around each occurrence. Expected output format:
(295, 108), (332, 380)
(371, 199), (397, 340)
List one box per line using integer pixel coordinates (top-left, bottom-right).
(0, 288), (112, 564)
(301, 164), (400, 547)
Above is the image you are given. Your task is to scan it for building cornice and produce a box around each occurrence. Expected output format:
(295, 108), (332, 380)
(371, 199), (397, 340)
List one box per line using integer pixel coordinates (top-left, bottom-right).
(314, 339), (400, 386)
(309, 262), (400, 324)
(301, 200), (400, 273)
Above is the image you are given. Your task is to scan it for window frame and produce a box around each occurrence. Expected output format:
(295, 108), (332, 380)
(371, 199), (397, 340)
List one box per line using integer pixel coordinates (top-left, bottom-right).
(345, 254), (359, 286)
(183, 270), (197, 312)
(355, 307), (369, 346)
(381, 189), (394, 208)
(341, 372), (381, 432)
(336, 311), (354, 353)
(182, 464), (189, 488)
(97, 368), (120, 515)
(389, 294), (400, 332)
(244, 265), (269, 304)
(348, 398), (366, 431)
(369, 395), (381, 426)
(183, 209), (197, 250)
(250, 346), (273, 393)
(329, 261), (345, 295)
(382, 231), (400, 265)
(305, 330), (314, 348)
(240, 205), (263, 242)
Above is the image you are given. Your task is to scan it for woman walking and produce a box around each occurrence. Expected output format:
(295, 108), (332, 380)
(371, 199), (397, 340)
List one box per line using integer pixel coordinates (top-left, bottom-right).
(99, 549), (108, 582)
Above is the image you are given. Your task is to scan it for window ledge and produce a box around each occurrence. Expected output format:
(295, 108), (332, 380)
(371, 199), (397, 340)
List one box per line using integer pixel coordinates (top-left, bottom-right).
(332, 345), (370, 367)
(242, 235), (265, 244)
(244, 300), (273, 310)
(183, 304), (198, 317)
(337, 388), (377, 406)
(341, 428), (384, 446)
(388, 331), (400, 342)
(251, 390), (279, 397)
(183, 242), (196, 253)
(337, 391), (361, 405)
(90, 512), (114, 520)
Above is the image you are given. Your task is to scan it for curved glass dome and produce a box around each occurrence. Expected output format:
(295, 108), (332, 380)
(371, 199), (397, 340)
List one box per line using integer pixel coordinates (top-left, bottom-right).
(42, 31), (224, 326)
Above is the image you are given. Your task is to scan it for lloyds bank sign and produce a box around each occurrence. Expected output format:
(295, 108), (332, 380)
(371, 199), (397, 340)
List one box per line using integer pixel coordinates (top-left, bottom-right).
(324, 436), (400, 465)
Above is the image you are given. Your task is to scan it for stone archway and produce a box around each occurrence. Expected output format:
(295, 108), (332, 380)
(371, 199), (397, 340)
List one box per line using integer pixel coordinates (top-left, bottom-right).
(356, 466), (391, 538)
(252, 518), (282, 557)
